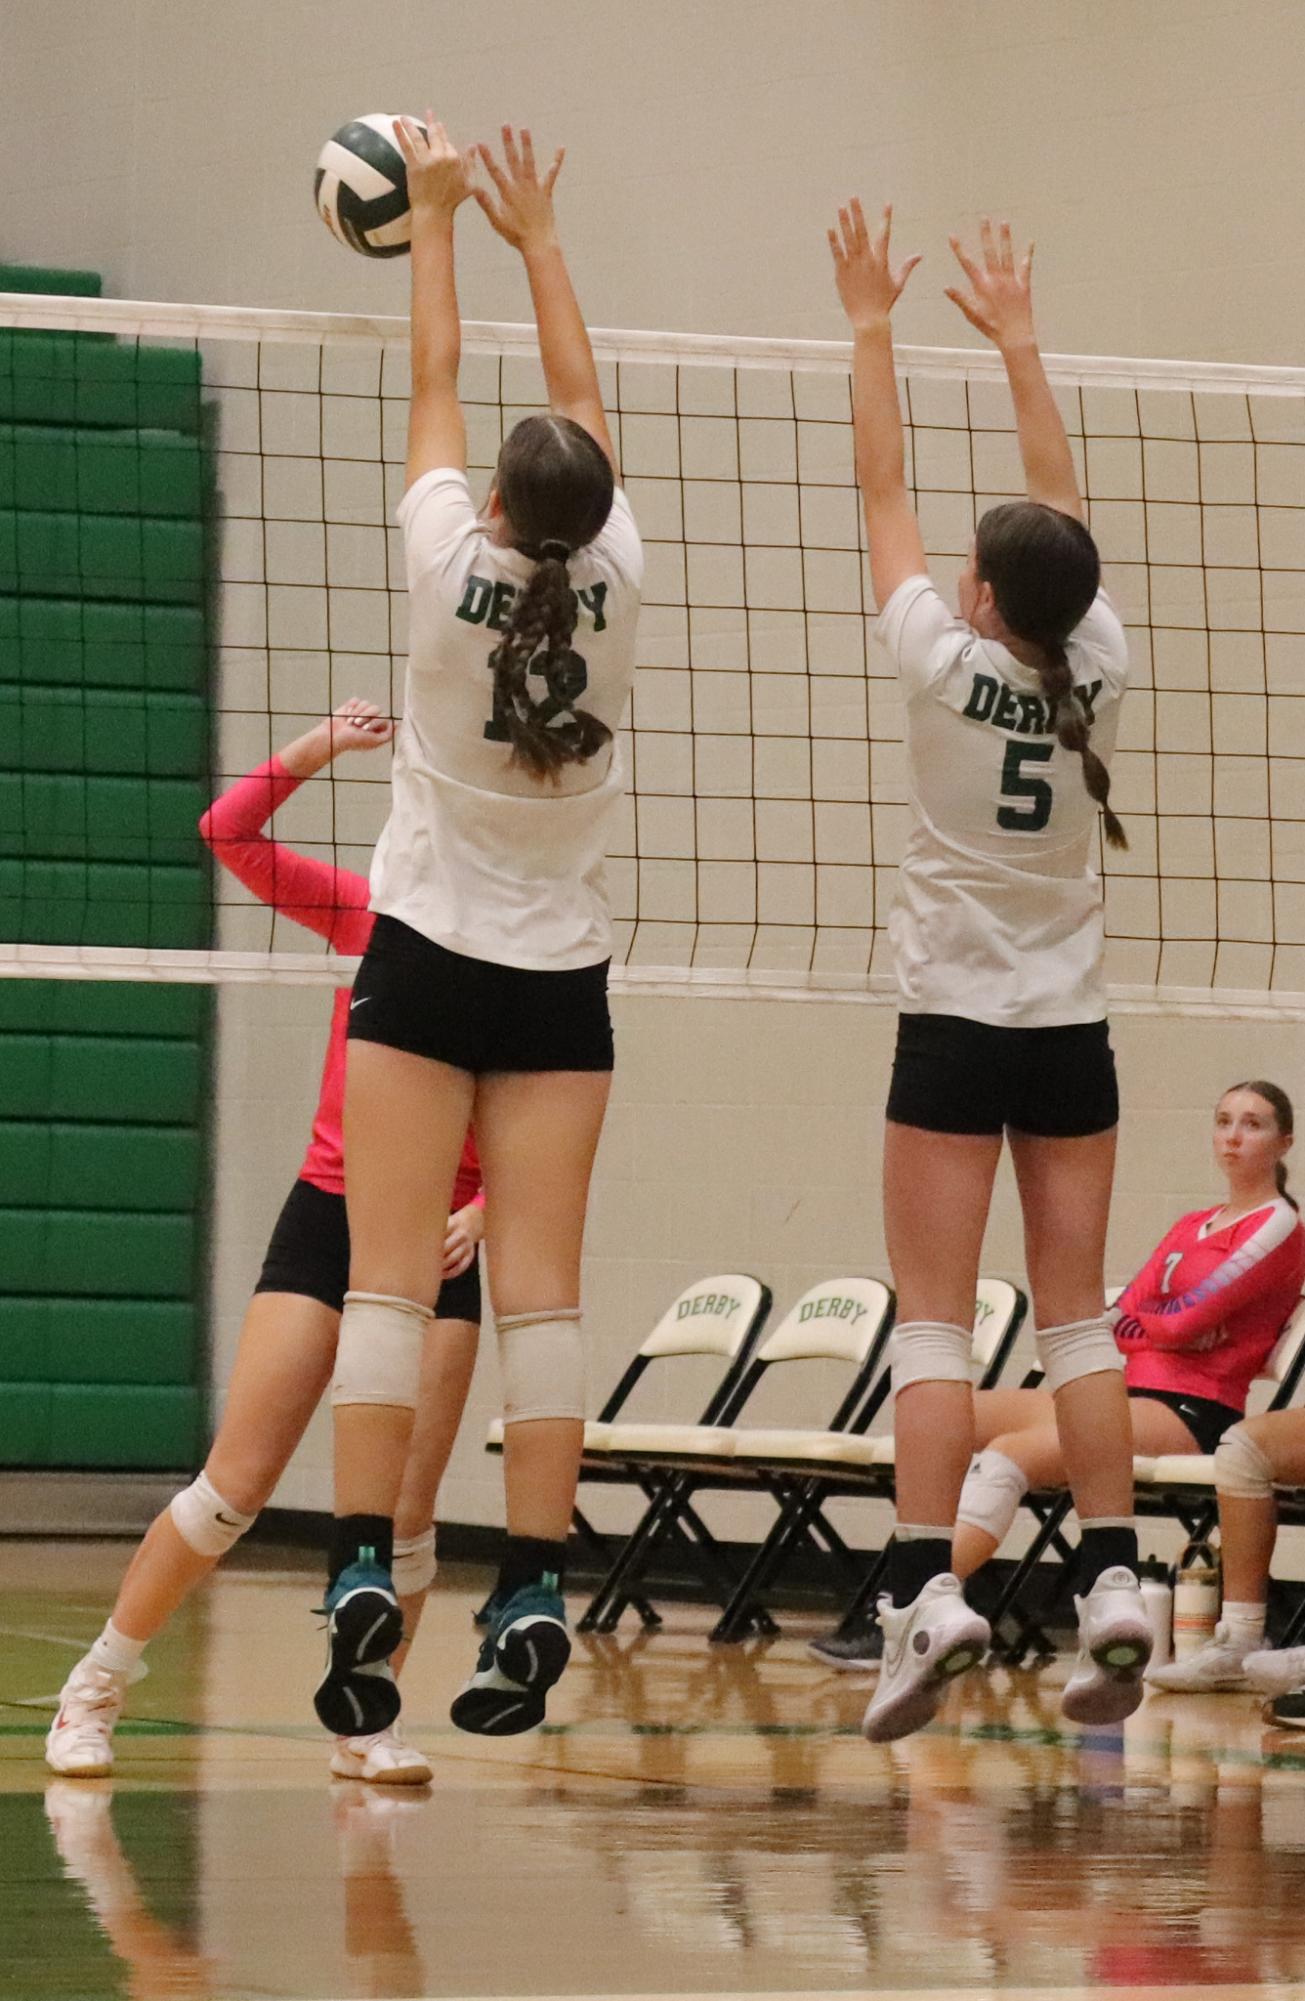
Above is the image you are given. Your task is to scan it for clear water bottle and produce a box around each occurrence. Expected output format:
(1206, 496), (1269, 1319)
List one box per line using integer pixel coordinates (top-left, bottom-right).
(1138, 1557), (1173, 1665)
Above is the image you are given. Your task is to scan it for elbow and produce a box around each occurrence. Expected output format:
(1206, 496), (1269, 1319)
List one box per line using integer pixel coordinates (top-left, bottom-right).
(198, 808), (215, 849)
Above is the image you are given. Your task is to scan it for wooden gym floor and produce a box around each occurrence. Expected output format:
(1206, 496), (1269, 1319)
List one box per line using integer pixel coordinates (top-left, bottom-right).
(4, 1539), (1305, 2001)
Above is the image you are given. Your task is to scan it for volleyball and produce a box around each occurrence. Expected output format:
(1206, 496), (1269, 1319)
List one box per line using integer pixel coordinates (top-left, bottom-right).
(314, 114), (425, 258)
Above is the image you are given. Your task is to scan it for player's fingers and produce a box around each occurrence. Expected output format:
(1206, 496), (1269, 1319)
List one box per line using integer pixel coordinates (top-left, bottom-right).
(944, 287), (989, 333)
(999, 219), (1015, 273)
(520, 128), (537, 178)
(393, 118), (417, 163)
(476, 145), (511, 197)
(1022, 240), (1035, 282)
(949, 235), (982, 287)
(544, 146), (565, 192)
(501, 123), (522, 175)
(896, 252), (922, 290)
(827, 226), (843, 264)
(980, 215), (997, 269)
(875, 201), (892, 255)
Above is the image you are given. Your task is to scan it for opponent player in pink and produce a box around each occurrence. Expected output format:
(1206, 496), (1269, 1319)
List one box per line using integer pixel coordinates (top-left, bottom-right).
(46, 701), (484, 1785)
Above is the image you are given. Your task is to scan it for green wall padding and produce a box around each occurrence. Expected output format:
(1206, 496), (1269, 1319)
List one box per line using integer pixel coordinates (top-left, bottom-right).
(0, 266), (213, 1472)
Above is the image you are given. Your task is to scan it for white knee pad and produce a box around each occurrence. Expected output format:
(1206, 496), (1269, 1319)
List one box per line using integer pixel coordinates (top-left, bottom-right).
(955, 1448), (1030, 1544)
(391, 1526), (437, 1596)
(1035, 1315), (1123, 1396)
(497, 1308), (586, 1423)
(330, 1291), (429, 1410)
(169, 1471), (256, 1558)
(890, 1320), (972, 1393)
(1214, 1424), (1275, 1500)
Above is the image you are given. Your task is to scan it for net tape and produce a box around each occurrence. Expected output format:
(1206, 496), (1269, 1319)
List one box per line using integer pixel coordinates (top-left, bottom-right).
(2, 290), (1304, 1009)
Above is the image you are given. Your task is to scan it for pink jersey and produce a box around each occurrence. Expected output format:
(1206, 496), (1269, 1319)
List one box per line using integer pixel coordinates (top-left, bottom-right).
(200, 758), (482, 1207)
(1114, 1198), (1305, 1412)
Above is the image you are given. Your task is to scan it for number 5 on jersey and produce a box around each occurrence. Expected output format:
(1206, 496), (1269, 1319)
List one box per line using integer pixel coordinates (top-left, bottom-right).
(998, 741), (1054, 832)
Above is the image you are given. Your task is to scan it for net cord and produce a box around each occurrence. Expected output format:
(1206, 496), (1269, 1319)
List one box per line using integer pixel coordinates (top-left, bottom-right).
(5, 289), (1305, 396)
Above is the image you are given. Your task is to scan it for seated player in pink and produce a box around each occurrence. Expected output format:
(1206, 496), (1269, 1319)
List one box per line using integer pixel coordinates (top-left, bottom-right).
(811, 1082), (1303, 1671)
(45, 700), (484, 1786)
(954, 1080), (1303, 1579)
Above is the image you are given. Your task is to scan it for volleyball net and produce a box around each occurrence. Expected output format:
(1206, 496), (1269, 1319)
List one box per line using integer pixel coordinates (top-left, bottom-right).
(2, 289), (1304, 1017)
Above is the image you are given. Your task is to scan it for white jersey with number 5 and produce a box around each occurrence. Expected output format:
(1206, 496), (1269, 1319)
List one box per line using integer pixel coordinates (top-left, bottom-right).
(876, 575), (1129, 1028)
(370, 468), (643, 972)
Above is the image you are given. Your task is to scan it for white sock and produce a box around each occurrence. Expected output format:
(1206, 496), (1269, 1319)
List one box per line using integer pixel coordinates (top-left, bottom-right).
(1221, 1600), (1267, 1647)
(86, 1620), (148, 1682)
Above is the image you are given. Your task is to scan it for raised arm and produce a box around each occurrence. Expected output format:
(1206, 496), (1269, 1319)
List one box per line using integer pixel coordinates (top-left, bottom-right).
(394, 116), (476, 490)
(200, 700), (392, 952)
(827, 200), (925, 609)
(946, 220), (1084, 525)
(474, 126), (616, 470)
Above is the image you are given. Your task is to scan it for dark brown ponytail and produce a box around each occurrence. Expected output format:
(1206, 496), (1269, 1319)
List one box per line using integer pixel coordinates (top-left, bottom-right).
(488, 548), (612, 780)
(1226, 1079), (1297, 1211)
(975, 501), (1128, 851)
(1033, 638), (1127, 851)
(490, 412), (616, 782)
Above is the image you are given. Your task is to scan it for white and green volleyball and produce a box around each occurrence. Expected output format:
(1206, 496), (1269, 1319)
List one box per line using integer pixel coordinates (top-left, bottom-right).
(314, 114), (425, 258)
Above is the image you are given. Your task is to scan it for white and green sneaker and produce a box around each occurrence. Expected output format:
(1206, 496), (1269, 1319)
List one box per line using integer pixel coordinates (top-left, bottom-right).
(314, 1552), (404, 1738)
(450, 1577), (570, 1737)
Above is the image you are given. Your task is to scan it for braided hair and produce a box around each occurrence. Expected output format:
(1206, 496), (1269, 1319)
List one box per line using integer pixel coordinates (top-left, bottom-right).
(490, 414), (615, 781)
(975, 501), (1127, 850)
(1225, 1079), (1297, 1209)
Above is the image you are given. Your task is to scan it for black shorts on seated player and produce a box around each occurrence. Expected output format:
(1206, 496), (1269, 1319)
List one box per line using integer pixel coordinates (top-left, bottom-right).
(885, 1012), (1119, 1140)
(346, 914), (614, 1074)
(256, 1173), (483, 1323)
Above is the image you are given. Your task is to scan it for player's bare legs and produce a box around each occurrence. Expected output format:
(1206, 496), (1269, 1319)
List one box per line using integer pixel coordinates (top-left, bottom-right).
(443, 1068), (610, 1736)
(884, 1121), (1003, 1533)
(390, 1316), (480, 1673)
(336, 1044), (475, 1518)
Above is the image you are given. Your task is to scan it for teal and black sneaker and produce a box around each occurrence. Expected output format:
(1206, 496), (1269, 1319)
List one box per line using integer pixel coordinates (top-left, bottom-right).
(313, 1552), (404, 1737)
(450, 1576), (570, 1736)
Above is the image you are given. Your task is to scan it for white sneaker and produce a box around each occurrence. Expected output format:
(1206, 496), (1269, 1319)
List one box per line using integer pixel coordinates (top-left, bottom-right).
(1243, 1643), (1305, 1699)
(861, 1574), (990, 1744)
(45, 1666), (126, 1778)
(1145, 1621), (1255, 1692)
(329, 1723), (432, 1786)
(1061, 1567), (1152, 1726)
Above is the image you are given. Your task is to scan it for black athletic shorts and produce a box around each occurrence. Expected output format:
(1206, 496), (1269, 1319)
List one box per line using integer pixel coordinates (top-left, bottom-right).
(347, 915), (614, 1074)
(885, 1011), (1119, 1139)
(254, 1176), (483, 1322)
(1128, 1387), (1242, 1456)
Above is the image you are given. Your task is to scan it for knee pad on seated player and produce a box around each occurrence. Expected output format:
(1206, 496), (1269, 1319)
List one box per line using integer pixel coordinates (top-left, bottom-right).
(890, 1320), (972, 1393)
(955, 1448), (1030, 1544)
(1035, 1315), (1122, 1396)
(497, 1308), (586, 1423)
(169, 1471), (256, 1557)
(391, 1526), (437, 1596)
(330, 1291), (429, 1410)
(1214, 1424), (1275, 1500)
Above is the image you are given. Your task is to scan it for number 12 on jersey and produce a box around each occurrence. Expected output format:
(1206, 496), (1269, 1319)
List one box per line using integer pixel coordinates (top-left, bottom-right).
(997, 741), (1054, 832)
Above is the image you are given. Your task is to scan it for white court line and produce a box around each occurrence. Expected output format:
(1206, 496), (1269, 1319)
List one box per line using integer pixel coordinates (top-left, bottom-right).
(0, 1624), (94, 1651)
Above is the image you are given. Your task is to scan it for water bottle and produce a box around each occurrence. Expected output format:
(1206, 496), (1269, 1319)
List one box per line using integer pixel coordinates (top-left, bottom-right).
(1138, 1558), (1173, 1666)
(1173, 1541), (1220, 1658)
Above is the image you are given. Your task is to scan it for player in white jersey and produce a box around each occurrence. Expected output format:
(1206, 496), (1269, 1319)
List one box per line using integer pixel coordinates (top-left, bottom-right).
(827, 204), (1150, 1741)
(314, 120), (643, 1742)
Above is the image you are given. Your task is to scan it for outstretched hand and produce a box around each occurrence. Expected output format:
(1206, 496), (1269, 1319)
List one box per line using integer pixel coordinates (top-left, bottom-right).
(474, 125), (564, 254)
(828, 200), (921, 330)
(946, 219), (1036, 350)
(323, 698), (394, 758)
(393, 113), (476, 221)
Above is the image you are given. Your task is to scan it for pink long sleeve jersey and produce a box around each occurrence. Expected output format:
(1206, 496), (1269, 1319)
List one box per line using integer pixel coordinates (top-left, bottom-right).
(199, 758), (482, 1207)
(1114, 1198), (1305, 1411)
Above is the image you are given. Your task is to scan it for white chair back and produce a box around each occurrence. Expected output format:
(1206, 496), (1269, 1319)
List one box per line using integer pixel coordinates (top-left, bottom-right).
(755, 1277), (894, 1368)
(1263, 1293), (1305, 1390)
(972, 1278), (1022, 1372)
(639, 1274), (769, 1363)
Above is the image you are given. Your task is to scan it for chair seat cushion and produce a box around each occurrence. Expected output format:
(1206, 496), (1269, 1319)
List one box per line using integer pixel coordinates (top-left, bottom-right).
(1140, 1453), (1216, 1487)
(591, 1422), (737, 1460)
